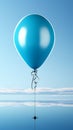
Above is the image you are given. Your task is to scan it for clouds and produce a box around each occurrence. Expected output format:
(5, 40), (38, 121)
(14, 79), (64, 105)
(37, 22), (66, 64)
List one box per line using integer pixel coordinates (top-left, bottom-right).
(0, 87), (73, 95)
(0, 88), (73, 107)
(0, 101), (73, 107)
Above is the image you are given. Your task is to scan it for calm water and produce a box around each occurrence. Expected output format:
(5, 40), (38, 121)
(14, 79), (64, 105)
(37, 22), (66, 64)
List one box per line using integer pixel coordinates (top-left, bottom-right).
(0, 106), (73, 130)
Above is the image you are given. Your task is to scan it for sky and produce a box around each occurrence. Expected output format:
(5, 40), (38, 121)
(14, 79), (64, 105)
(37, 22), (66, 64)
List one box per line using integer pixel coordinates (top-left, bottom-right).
(0, 0), (73, 89)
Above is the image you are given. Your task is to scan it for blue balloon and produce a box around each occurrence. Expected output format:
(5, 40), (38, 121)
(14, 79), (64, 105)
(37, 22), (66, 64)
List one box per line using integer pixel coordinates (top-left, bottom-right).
(13, 14), (54, 69)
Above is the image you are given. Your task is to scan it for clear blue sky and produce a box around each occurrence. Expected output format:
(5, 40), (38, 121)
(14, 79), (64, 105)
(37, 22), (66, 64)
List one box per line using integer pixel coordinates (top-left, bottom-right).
(0, 0), (73, 89)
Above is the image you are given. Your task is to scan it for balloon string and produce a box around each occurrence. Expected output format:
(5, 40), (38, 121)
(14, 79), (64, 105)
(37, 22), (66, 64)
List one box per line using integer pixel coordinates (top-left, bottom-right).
(31, 69), (39, 89)
(34, 87), (36, 116)
(31, 70), (39, 130)
(34, 87), (36, 130)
